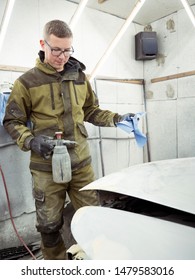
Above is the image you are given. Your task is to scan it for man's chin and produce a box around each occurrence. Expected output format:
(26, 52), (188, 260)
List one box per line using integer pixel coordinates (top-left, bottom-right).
(55, 65), (64, 71)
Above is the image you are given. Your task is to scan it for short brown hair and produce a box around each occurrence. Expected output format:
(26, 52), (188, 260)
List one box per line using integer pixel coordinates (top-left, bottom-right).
(43, 20), (73, 40)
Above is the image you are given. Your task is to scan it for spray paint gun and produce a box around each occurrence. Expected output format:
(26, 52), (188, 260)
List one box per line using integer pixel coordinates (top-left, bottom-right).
(46, 132), (77, 183)
(46, 132), (77, 148)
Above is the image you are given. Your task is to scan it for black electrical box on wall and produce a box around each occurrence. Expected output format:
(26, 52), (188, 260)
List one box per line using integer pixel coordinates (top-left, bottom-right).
(135, 31), (158, 60)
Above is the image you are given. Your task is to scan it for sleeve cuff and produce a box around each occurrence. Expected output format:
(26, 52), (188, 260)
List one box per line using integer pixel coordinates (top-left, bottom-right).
(24, 135), (34, 150)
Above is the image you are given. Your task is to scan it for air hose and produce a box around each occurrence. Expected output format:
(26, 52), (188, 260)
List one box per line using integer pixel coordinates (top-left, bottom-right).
(0, 165), (36, 260)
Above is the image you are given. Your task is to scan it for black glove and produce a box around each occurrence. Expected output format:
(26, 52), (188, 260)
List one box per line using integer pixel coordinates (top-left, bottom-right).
(119, 113), (135, 122)
(30, 135), (54, 159)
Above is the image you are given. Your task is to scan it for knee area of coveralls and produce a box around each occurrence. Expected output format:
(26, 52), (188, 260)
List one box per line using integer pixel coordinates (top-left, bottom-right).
(32, 173), (67, 234)
(41, 231), (63, 248)
(41, 240), (67, 260)
(40, 232), (67, 260)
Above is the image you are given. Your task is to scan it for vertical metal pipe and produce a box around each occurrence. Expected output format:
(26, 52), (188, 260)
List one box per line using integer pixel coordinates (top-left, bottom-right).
(94, 78), (105, 177)
(142, 80), (151, 162)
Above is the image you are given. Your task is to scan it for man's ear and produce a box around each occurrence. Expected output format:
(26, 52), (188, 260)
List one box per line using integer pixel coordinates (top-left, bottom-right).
(40, 40), (45, 50)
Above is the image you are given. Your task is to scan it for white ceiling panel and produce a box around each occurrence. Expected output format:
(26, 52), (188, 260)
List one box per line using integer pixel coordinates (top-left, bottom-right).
(67, 0), (195, 25)
(1, 0), (195, 30)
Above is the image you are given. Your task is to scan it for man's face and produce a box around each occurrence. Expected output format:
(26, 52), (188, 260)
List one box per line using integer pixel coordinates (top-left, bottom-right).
(40, 34), (73, 72)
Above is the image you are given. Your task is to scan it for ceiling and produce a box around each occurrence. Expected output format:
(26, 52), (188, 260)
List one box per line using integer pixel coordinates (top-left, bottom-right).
(67, 0), (195, 26)
(0, 0), (195, 28)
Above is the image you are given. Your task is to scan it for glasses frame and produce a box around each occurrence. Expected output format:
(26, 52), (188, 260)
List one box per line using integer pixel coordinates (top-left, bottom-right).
(44, 40), (74, 57)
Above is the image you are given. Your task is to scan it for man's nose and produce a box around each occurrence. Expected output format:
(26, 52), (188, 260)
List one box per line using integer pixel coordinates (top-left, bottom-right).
(58, 52), (66, 58)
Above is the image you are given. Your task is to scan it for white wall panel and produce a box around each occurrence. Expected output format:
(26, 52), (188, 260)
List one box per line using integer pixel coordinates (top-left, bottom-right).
(146, 100), (177, 160)
(177, 7), (195, 72)
(73, 7), (143, 78)
(177, 98), (195, 157)
(178, 76), (195, 98)
(0, 144), (34, 221)
(0, 0), (40, 67)
(145, 79), (178, 101)
(87, 79), (145, 176)
(144, 8), (195, 161)
(144, 13), (178, 80)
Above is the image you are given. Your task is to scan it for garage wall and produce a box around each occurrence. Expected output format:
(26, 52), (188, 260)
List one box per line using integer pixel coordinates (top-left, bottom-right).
(87, 79), (145, 177)
(143, 7), (195, 160)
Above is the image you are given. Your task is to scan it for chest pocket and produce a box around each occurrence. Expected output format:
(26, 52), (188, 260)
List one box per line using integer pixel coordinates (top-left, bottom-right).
(72, 83), (87, 106)
(77, 122), (88, 138)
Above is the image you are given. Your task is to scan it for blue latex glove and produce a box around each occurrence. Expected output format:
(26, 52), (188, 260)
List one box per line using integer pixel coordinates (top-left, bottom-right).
(116, 112), (147, 147)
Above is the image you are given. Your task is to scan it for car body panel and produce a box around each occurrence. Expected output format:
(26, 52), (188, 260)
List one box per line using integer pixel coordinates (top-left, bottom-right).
(71, 206), (195, 260)
(81, 157), (195, 215)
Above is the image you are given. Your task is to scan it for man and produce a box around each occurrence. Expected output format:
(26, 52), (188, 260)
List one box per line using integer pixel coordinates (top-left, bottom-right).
(3, 20), (134, 260)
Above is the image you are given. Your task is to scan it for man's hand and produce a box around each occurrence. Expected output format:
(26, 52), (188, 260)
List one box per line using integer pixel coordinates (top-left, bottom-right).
(118, 113), (135, 122)
(30, 135), (54, 159)
(114, 113), (135, 125)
